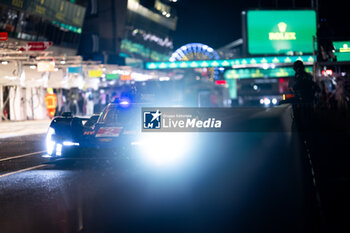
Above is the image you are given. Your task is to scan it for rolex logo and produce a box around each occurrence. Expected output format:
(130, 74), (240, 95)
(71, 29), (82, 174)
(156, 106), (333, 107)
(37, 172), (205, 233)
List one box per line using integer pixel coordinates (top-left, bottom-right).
(269, 22), (296, 41)
(278, 22), (287, 33)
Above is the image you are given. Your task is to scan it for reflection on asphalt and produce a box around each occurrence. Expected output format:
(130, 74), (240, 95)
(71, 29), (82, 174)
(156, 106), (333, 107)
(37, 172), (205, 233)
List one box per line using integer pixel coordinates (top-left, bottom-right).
(0, 130), (308, 233)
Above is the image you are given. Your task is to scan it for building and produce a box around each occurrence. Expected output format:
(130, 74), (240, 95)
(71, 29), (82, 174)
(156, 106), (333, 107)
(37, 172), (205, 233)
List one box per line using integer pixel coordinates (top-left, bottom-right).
(79, 0), (178, 67)
(0, 0), (87, 121)
(0, 0), (86, 55)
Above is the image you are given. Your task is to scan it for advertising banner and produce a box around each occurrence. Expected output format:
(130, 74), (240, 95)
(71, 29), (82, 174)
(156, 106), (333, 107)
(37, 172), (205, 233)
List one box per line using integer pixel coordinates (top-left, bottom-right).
(88, 70), (103, 78)
(247, 10), (316, 55)
(333, 41), (350, 62)
(0, 32), (8, 41)
(68, 66), (83, 74)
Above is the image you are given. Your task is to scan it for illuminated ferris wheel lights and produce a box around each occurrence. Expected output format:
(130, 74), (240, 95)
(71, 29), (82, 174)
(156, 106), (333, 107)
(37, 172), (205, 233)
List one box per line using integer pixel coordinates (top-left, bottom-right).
(169, 43), (221, 79)
(171, 43), (219, 61)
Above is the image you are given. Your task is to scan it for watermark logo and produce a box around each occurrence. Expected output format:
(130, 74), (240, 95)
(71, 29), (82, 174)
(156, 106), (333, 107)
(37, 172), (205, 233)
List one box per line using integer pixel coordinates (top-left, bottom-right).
(143, 110), (162, 129)
(141, 107), (297, 133)
(142, 108), (224, 132)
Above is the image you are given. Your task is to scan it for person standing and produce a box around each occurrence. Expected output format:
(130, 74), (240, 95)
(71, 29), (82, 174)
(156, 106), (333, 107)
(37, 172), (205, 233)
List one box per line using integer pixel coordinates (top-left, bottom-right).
(45, 88), (57, 119)
(289, 61), (316, 129)
(288, 60), (315, 102)
(86, 92), (94, 116)
(78, 93), (84, 116)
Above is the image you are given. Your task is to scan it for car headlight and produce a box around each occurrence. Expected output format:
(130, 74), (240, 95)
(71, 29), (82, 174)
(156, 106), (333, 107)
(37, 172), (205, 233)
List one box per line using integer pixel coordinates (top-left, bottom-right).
(46, 127), (55, 155)
(63, 141), (80, 146)
(132, 133), (191, 167)
(264, 98), (271, 105)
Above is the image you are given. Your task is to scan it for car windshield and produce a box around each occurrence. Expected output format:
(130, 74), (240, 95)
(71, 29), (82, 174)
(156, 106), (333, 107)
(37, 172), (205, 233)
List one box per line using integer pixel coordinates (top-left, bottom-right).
(100, 108), (122, 124)
(99, 105), (140, 127)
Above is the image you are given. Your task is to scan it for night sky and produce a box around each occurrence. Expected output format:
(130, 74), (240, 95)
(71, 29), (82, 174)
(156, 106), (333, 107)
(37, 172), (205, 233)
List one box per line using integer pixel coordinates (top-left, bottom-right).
(172, 0), (350, 49)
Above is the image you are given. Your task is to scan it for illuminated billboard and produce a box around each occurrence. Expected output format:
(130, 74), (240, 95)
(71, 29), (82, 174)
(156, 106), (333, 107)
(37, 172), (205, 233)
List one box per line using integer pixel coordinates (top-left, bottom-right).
(224, 67), (313, 80)
(333, 41), (350, 62)
(145, 55), (314, 69)
(247, 10), (316, 55)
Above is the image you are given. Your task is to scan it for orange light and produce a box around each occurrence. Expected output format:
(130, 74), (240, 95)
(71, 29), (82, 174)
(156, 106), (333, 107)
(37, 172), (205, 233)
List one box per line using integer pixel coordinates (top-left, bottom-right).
(283, 93), (294, 100)
(120, 74), (132, 81)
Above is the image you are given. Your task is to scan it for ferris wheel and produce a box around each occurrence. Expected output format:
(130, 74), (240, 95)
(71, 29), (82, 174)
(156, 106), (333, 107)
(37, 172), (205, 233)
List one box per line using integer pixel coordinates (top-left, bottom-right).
(169, 43), (221, 79)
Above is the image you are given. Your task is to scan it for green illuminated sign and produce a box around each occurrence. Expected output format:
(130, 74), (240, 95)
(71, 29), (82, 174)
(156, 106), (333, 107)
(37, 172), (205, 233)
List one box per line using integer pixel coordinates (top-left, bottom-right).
(247, 10), (316, 55)
(52, 21), (82, 34)
(333, 41), (350, 62)
(106, 74), (120, 80)
(224, 67), (313, 80)
(145, 55), (314, 70)
(121, 39), (170, 62)
(226, 79), (237, 99)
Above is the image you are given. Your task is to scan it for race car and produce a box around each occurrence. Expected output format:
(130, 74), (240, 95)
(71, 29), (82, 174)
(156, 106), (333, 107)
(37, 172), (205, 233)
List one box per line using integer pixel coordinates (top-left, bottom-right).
(45, 99), (191, 167)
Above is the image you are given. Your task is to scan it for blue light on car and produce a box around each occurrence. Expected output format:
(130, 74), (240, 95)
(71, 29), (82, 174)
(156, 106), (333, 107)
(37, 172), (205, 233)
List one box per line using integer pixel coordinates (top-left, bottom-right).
(120, 101), (129, 105)
(118, 98), (131, 108)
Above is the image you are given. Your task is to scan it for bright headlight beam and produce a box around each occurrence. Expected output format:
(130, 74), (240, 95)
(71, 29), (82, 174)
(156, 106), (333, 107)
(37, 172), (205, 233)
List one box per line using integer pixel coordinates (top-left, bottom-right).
(63, 141), (79, 146)
(56, 144), (62, 156)
(46, 127), (55, 155)
(134, 133), (191, 167)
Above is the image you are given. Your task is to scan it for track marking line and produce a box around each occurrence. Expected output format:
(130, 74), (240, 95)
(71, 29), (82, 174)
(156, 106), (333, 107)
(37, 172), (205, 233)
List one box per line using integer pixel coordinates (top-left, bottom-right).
(0, 151), (46, 162)
(0, 164), (47, 179)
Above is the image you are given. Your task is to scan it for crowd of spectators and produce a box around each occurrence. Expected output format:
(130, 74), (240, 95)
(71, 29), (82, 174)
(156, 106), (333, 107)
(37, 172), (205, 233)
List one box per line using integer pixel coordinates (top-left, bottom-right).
(54, 89), (121, 117)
